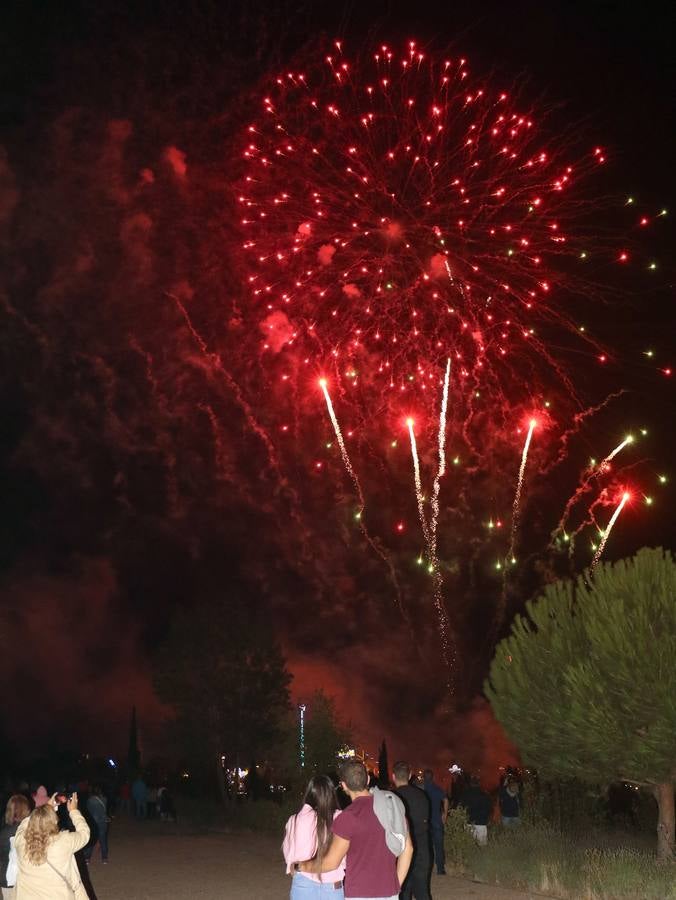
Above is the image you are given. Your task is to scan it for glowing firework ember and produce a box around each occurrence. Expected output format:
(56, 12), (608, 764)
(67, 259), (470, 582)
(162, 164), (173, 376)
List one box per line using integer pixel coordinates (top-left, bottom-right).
(590, 491), (631, 571)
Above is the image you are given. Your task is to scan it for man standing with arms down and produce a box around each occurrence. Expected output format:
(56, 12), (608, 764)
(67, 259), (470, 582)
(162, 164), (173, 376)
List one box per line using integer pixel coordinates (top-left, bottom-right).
(298, 759), (414, 900)
(423, 769), (448, 876)
(392, 762), (431, 900)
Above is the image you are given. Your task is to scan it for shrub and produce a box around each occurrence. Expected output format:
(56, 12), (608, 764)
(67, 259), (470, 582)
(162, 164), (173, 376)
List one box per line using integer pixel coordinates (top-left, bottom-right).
(467, 823), (676, 899)
(228, 797), (296, 833)
(443, 806), (479, 872)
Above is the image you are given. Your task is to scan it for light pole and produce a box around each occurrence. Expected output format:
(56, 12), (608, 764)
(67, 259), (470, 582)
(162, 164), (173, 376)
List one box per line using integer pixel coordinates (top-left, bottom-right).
(298, 703), (306, 768)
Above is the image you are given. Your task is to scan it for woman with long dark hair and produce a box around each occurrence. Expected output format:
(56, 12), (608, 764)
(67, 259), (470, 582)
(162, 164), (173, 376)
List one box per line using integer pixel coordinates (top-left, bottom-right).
(282, 775), (344, 899)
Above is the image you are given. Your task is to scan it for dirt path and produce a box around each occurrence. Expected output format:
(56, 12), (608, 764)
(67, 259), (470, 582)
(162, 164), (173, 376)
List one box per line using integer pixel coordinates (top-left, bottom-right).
(84, 818), (546, 900)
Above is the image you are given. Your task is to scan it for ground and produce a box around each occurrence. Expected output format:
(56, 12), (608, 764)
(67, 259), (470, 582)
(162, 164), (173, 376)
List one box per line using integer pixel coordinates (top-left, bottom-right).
(84, 817), (545, 900)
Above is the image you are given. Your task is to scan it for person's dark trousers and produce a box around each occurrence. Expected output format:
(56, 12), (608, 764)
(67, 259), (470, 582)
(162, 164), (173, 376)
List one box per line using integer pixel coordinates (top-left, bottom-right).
(99, 825), (109, 861)
(85, 825), (108, 861)
(400, 859), (432, 899)
(431, 826), (445, 874)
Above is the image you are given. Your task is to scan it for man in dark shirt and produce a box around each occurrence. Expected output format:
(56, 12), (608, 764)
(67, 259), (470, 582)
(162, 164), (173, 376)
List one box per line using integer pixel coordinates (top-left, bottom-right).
(423, 769), (448, 875)
(393, 762), (431, 900)
(458, 776), (492, 845)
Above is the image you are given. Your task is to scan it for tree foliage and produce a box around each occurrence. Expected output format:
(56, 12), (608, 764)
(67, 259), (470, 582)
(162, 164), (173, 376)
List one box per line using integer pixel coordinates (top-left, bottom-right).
(272, 689), (351, 793)
(303, 690), (352, 776)
(486, 547), (676, 858)
(154, 592), (291, 775)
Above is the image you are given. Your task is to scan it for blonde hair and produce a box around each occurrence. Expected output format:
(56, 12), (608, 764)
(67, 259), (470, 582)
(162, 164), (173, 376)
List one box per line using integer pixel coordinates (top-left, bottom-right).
(4, 794), (31, 826)
(23, 805), (59, 865)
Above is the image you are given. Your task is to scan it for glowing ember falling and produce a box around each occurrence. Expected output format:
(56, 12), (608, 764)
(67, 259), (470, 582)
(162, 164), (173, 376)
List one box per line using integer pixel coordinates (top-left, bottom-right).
(590, 491), (631, 572)
(509, 418), (537, 563)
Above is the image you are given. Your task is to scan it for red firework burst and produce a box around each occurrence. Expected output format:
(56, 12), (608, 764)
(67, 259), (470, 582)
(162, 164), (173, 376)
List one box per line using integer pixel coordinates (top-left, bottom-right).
(229, 40), (667, 649)
(237, 39), (620, 426)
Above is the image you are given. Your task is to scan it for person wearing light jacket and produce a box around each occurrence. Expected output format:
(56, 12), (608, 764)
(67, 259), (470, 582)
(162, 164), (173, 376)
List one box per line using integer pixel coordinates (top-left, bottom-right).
(283, 775), (345, 899)
(14, 792), (89, 900)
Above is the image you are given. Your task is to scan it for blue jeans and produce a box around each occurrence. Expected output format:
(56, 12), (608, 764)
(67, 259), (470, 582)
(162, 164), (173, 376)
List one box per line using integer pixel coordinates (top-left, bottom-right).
(85, 824), (108, 861)
(502, 816), (520, 826)
(290, 872), (344, 899)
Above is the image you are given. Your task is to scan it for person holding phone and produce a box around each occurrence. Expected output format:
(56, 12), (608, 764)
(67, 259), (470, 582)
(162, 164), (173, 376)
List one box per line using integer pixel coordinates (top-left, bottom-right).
(14, 792), (89, 899)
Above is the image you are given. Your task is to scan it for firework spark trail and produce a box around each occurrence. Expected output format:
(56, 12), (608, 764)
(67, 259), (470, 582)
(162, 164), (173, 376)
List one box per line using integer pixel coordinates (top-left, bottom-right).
(321, 379), (366, 512)
(552, 432), (634, 547)
(432, 567), (455, 694)
(407, 418), (430, 549)
(543, 391), (626, 475)
(590, 492), (630, 572)
(407, 414), (455, 693)
(429, 359), (456, 691)
(430, 358), (451, 563)
(602, 433), (634, 465)
(169, 292), (290, 484)
(494, 417), (538, 637)
(508, 418), (537, 563)
(321, 379), (406, 613)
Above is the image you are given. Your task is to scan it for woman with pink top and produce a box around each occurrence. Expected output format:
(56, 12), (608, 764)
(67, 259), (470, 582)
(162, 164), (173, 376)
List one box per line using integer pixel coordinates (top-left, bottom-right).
(282, 775), (344, 899)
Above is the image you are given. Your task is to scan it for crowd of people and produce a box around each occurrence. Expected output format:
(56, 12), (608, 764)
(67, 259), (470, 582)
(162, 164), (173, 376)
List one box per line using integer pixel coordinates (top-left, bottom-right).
(0, 775), (176, 898)
(282, 761), (522, 900)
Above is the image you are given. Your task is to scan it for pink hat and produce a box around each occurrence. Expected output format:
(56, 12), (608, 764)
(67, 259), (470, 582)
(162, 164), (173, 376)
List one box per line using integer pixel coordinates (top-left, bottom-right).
(33, 786), (49, 807)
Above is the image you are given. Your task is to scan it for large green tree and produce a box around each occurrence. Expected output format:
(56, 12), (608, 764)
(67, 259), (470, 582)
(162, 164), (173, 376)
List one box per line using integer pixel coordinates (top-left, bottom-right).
(486, 547), (676, 861)
(155, 593), (291, 802)
(303, 690), (352, 775)
(273, 689), (352, 793)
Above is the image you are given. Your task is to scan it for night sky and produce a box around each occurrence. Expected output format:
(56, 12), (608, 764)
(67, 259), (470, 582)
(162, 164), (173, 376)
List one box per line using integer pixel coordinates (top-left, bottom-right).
(1, 0), (674, 772)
